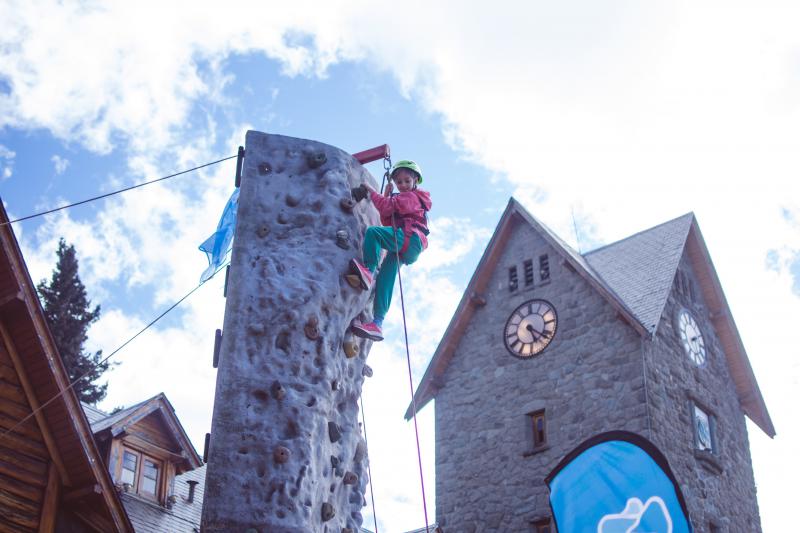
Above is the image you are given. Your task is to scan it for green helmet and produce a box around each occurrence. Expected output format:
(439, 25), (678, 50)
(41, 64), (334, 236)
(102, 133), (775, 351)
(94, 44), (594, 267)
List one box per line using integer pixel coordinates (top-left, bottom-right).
(391, 160), (423, 184)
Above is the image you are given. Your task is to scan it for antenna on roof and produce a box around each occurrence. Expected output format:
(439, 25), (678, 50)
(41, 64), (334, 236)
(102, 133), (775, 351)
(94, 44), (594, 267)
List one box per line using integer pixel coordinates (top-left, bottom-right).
(571, 207), (583, 254)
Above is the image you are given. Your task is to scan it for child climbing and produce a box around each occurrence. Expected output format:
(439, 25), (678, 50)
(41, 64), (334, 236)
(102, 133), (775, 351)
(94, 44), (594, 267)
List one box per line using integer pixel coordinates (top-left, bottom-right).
(347, 160), (432, 341)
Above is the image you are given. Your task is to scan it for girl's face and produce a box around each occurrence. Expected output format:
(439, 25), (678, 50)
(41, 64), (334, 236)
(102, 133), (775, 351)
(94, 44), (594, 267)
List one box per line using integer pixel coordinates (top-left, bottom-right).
(393, 169), (417, 192)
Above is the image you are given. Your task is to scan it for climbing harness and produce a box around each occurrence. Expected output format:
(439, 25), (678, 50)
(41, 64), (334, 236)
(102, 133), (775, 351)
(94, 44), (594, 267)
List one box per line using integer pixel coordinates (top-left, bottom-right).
(382, 155), (430, 256)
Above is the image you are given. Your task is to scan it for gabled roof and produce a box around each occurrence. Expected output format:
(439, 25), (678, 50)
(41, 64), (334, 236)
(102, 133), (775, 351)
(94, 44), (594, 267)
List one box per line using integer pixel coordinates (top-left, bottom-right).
(0, 201), (134, 532)
(584, 213), (694, 334)
(88, 393), (203, 472)
(405, 199), (774, 437)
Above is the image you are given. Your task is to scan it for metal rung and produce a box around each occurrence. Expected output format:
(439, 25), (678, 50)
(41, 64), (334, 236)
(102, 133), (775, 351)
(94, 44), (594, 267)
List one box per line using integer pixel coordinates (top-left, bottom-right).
(213, 329), (222, 368)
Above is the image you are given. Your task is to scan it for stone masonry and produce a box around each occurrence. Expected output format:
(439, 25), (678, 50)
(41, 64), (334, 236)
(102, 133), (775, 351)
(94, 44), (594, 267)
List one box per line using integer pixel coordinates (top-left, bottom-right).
(434, 216), (649, 532)
(201, 132), (380, 532)
(433, 212), (763, 532)
(645, 254), (761, 531)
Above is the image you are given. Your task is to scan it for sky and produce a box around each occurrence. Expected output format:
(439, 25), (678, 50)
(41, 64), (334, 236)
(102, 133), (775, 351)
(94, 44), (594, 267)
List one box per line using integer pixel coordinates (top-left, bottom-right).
(1, 1), (798, 531)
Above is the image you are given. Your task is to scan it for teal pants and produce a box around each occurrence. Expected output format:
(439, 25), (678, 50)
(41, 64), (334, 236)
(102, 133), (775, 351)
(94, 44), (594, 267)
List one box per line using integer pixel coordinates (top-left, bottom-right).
(363, 226), (423, 321)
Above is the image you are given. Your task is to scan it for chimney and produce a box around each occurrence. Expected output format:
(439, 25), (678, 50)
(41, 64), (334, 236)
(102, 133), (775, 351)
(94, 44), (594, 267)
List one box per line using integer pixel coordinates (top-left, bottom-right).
(186, 480), (199, 503)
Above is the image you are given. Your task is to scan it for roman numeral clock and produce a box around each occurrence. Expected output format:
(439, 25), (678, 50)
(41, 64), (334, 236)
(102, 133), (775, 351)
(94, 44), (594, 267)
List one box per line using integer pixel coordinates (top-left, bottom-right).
(504, 299), (558, 358)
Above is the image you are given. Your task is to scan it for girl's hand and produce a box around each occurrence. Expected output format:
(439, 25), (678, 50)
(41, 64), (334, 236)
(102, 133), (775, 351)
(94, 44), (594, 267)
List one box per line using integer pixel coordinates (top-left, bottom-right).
(383, 182), (394, 196)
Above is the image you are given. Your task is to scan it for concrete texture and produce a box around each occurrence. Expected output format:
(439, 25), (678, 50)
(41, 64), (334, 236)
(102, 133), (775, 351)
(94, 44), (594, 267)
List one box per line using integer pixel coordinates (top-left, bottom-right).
(201, 131), (380, 532)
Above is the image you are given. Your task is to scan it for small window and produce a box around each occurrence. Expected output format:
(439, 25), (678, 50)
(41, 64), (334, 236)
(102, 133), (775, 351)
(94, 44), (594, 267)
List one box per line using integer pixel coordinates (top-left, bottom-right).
(530, 410), (547, 448)
(539, 254), (550, 282)
(693, 403), (716, 454)
(509, 266), (518, 291)
(523, 259), (534, 286)
(121, 451), (137, 485)
(116, 446), (163, 501)
(531, 517), (552, 533)
(141, 458), (160, 495)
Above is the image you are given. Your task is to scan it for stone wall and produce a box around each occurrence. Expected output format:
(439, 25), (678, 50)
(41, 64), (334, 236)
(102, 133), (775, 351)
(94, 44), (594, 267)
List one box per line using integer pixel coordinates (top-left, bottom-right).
(201, 132), (380, 532)
(434, 216), (649, 532)
(645, 252), (762, 532)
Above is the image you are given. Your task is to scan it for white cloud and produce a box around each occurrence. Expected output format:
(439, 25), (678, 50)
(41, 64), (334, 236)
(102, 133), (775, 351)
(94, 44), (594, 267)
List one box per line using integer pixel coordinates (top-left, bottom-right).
(0, 143), (14, 180)
(50, 154), (69, 175)
(6, 2), (800, 530)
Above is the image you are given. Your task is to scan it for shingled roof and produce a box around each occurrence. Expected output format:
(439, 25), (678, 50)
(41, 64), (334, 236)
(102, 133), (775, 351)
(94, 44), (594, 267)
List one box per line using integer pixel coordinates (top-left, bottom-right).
(584, 213), (694, 335)
(406, 198), (774, 437)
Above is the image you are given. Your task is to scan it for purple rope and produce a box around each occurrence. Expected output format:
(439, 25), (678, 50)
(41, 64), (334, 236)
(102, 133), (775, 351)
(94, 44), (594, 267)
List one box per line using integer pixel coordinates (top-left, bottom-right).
(390, 212), (431, 533)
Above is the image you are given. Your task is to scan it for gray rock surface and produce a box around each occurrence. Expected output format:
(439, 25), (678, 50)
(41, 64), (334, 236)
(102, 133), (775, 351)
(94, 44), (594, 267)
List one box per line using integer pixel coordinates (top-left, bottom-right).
(201, 131), (380, 532)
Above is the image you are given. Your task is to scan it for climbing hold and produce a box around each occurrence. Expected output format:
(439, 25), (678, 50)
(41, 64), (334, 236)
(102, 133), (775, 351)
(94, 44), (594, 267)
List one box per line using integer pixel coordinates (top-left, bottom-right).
(362, 365), (373, 378)
(271, 380), (286, 400)
(277, 212), (289, 224)
(340, 197), (356, 213)
(321, 502), (335, 522)
(247, 322), (266, 336)
(336, 230), (350, 250)
(256, 225), (270, 238)
(330, 455), (340, 468)
(304, 316), (320, 340)
(342, 529), (354, 533)
(275, 330), (291, 351)
(351, 184), (368, 202)
(354, 440), (367, 462)
(331, 379), (339, 391)
(344, 274), (361, 289)
(328, 421), (342, 443)
(307, 151), (327, 169)
(257, 162), (271, 175)
(274, 446), (291, 464)
(286, 193), (301, 207)
(343, 471), (358, 485)
(342, 339), (359, 359)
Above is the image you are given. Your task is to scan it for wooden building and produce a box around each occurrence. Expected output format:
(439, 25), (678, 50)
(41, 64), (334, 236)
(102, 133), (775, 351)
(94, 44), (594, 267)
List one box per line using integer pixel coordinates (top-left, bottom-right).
(0, 202), (207, 532)
(0, 203), (133, 531)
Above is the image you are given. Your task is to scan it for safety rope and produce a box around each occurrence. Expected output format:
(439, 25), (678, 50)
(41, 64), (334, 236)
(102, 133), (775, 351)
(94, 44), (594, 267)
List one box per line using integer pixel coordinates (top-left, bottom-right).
(359, 394), (380, 533)
(0, 154), (237, 227)
(0, 260), (229, 443)
(385, 155), (431, 533)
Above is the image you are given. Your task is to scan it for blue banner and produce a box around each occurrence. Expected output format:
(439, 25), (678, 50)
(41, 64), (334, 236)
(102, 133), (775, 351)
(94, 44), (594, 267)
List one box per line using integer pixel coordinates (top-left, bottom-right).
(198, 189), (239, 282)
(547, 432), (691, 533)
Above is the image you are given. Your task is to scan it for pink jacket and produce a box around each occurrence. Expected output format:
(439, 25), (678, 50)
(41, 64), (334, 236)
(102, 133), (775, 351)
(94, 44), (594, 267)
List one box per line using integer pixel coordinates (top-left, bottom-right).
(370, 189), (432, 249)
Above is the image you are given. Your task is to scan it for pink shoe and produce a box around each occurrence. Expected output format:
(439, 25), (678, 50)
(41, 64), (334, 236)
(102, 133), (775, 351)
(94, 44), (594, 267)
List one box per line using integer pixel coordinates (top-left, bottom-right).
(349, 258), (374, 291)
(351, 320), (384, 342)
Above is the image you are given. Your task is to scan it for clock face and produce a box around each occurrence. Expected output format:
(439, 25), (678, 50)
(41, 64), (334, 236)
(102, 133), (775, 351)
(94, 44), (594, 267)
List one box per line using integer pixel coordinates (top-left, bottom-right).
(504, 299), (557, 358)
(678, 309), (706, 366)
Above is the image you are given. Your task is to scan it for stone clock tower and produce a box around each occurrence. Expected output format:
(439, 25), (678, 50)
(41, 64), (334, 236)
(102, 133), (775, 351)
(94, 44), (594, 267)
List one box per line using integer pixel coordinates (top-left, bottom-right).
(407, 199), (773, 532)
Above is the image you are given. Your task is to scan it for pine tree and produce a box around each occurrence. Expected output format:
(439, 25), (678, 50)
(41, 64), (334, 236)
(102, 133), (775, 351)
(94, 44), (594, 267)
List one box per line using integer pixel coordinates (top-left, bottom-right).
(37, 239), (110, 404)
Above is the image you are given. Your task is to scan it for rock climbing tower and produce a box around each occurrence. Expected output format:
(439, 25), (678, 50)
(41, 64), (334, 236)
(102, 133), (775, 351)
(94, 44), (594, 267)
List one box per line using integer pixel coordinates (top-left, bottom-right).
(201, 131), (380, 532)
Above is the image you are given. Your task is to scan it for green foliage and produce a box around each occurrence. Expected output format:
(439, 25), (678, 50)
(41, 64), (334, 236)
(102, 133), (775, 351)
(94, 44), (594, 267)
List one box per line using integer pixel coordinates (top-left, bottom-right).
(37, 239), (111, 404)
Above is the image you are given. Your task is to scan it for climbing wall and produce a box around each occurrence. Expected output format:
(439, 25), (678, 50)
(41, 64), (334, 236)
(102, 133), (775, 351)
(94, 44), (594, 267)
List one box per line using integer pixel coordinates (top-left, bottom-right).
(201, 131), (380, 532)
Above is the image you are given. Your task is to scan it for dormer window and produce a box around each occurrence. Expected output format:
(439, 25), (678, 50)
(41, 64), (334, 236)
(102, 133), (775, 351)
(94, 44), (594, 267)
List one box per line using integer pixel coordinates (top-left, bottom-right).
(116, 446), (163, 501)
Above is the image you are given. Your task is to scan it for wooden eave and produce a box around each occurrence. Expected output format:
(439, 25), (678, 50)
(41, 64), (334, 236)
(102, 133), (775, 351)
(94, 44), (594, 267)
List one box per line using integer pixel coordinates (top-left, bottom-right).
(101, 394), (203, 471)
(0, 202), (134, 532)
(684, 221), (775, 437)
(405, 198), (647, 420)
